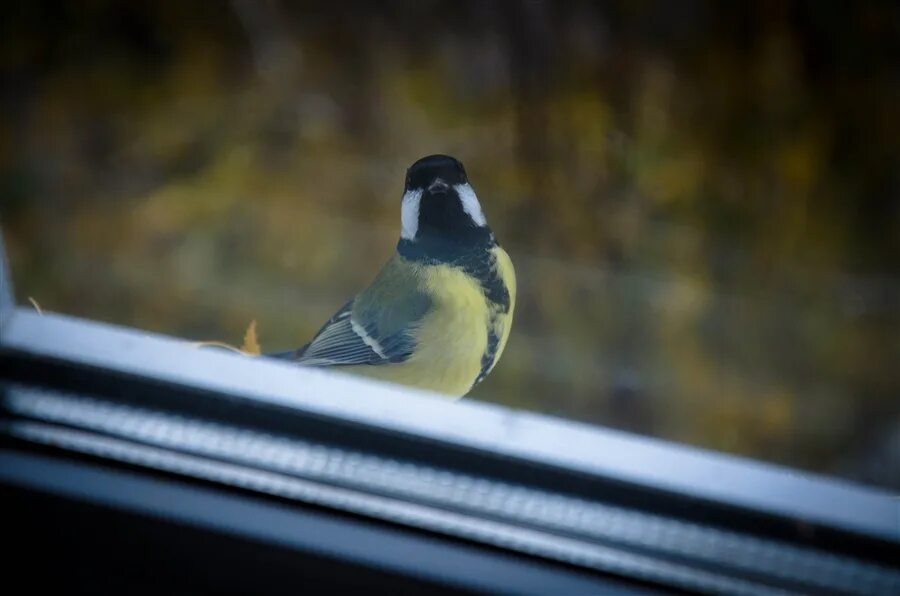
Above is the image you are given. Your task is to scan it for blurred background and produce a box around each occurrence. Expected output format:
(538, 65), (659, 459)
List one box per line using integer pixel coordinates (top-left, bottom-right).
(1, 0), (898, 489)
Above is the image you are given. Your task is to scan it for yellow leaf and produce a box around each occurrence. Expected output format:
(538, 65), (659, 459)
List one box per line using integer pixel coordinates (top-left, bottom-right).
(241, 319), (261, 355)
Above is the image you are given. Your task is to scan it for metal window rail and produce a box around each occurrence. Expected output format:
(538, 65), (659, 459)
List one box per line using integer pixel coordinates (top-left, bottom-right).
(0, 237), (897, 595)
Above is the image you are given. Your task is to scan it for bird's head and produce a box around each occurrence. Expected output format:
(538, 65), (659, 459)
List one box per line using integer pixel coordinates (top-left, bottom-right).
(400, 155), (491, 246)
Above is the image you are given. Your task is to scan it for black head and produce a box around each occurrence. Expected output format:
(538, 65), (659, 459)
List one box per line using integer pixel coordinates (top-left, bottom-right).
(400, 154), (491, 249)
(405, 154), (468, 192)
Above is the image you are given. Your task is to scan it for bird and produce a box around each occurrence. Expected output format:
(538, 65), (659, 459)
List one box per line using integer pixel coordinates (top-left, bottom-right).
(269, 154), (516, 398)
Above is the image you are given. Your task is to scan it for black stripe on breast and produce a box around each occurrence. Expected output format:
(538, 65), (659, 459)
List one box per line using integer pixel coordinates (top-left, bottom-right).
(398, 236), (510, 313)
(398, 235), (510, 389)
(454, 250), (508, 387)
(466, 251), (508, 387)
(474, 326), (501, 387)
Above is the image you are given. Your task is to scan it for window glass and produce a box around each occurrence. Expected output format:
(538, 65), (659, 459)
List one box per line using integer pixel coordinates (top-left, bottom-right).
(2, 2), (897, 490)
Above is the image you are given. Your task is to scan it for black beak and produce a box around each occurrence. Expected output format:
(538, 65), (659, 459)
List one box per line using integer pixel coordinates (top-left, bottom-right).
(427, 178), (450, 194)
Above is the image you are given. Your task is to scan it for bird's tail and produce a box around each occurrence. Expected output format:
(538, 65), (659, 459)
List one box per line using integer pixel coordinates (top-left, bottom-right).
(265, 350), (298, 360)
(265, 342), (310, 360)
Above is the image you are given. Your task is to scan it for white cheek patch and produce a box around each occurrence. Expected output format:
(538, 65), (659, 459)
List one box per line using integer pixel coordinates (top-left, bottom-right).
(454, 183), (487, 227)
(400, 188), (422, 240)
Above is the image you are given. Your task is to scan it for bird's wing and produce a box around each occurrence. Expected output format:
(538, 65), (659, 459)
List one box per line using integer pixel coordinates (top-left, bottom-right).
(267, 254), (431, 367)
(293, 275), (432, 367)
(292, 300), (386, 366)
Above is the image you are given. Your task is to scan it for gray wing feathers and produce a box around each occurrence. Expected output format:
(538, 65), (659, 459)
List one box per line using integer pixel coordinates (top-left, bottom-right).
(293, 301), (377, 366)
(296, 281), (431, 367)
(296, 314), (385, 366)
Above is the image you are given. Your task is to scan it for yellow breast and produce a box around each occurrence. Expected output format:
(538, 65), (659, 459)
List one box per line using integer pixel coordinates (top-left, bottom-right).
(339, 246), (516, 398)
(349, 263), (488, 397)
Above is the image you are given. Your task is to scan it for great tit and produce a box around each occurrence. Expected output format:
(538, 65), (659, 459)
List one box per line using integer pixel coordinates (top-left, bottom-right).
(270, 154), (516, 397)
